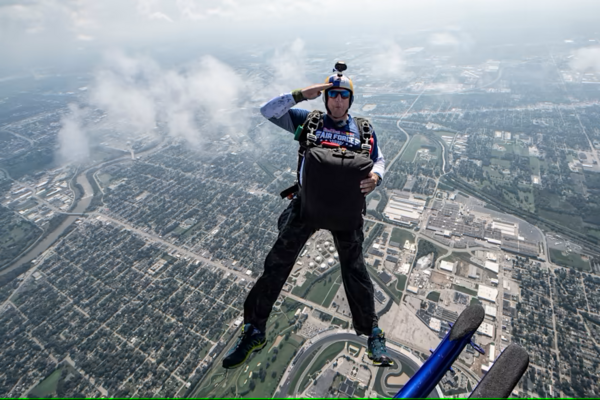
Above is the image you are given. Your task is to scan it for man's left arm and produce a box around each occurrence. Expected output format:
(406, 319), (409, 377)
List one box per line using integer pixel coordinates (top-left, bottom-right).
(361, 130), (385, 194)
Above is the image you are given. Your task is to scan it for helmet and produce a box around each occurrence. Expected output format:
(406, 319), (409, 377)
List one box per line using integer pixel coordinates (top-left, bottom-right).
(323, 62), (354, 114)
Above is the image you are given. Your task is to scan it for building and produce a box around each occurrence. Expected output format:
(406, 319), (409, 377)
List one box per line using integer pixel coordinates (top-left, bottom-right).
(477, 321), (495, 337)
(379, 271), (392, 285)
(484, 305), (497, 319)
(484, 261), (499, 273)
(491, 220), (517, 237)
(429, 317), (442, 332)
(440, 260), (455, 273)
(478, 285), (499, 303)
(383, 195), (426, 225)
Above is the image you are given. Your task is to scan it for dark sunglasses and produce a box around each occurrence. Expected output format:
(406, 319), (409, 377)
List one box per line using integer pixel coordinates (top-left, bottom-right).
(327, 89), (351, 99)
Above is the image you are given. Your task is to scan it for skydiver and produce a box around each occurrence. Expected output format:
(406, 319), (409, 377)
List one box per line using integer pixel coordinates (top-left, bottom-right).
(223, 63), (393, 369)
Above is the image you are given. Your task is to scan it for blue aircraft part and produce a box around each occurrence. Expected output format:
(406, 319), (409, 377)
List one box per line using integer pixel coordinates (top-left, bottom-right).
(394, 305), (485, 399)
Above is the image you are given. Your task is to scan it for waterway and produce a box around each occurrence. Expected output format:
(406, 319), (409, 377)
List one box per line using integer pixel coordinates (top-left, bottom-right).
(0, 172), (93, 276)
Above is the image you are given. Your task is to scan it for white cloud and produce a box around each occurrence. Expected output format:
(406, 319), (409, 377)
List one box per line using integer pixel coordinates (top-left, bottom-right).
(54, 37), (319, 162)
(570, 46), (600, 72)
(371, 42), (406, 78)
(429, 32), (460, 47)
(55, 49), (254, 162)
(57, 104), (89, 164)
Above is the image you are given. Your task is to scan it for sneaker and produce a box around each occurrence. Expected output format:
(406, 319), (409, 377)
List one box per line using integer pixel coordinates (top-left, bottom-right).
(367, 327), (394, 366)
(222, 323), (266, 369)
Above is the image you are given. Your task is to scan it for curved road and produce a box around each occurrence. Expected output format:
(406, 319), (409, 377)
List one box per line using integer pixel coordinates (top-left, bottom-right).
(276, 332), (442, 398)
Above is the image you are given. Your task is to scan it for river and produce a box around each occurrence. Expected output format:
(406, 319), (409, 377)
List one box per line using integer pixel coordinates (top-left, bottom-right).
(0, 172), (93, 276)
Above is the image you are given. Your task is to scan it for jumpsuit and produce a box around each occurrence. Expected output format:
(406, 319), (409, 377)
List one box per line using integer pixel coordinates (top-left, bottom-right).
(243, 92), (386, 336)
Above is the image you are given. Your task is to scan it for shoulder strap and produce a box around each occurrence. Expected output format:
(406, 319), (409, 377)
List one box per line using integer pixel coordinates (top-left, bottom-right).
(297, 110), (325, 146)
(354, 117), (373, 154)
(295, 110), (324, 185)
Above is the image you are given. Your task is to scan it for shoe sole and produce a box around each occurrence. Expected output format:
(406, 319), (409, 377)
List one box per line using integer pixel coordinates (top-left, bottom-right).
(222, 341), (267, 370)
(368, 353), (395, 367)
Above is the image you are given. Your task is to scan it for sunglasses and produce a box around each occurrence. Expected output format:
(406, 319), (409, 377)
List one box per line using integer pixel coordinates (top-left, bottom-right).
(327, 89), (351, 99)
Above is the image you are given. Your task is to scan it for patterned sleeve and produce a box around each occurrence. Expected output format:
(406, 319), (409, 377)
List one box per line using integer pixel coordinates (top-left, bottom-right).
(371, 131), (385, 182)
(260, 93), (310, 134)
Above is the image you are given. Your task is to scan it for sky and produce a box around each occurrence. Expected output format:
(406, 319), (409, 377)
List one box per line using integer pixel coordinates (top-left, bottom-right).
(2, 0), (600, 164)
(2, 0), (600, 74)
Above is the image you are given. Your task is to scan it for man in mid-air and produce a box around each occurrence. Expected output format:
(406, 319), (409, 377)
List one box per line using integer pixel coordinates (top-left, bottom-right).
(223, 63), (392, 369)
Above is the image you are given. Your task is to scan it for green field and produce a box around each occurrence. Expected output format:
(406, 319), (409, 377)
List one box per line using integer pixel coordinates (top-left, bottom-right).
(0, 206), (42, 267)
(452, 284), (478, 297)
(549, 248), (591, 271)
(443, 252), (474, 264)
(388, 274), (407, 302)
(299, 342), (346, 392)
(426, 291), (440, 302)
(331, 317), (349, 329)
(305, 269), (341, 307)
(539, 210), (584, 233)
(395, 274), (407, 291)
(490, 157), (511, 168)
(400, 135), (435, 162)
(29, 368), (62, 397)
(194, 312), (304, 399)
(322, 273), (342, 308)
(390, 228), (415, 247)
(292, 272), (319, 297)
(281, 297), (302, 320)
(470, 297), (482, 306)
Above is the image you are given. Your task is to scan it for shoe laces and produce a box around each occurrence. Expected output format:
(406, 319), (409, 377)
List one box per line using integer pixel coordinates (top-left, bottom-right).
(370, 333), (386, 355)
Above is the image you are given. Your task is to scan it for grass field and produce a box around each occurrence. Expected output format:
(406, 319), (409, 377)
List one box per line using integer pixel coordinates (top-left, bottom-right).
(443, 252), (474, 264)
(281, 298), (302, 320)
(539, 210), (584, 233)
(387, 280), (403, 302)
(549, 248), (591, 271)
(426, 291), (440, 302)
(470, 297), (482, 306)
(322, 273), (342, 308)
(390, 228), (415, 247)
(395, 274), (407, 291)
(400, 135), (434, 162)
(194, 312), (303, 399)
(452, 284), (478, 297)
(490, 158), (511, 168)
(305, 269), (341, 307)
(331, 317), (349, 329)
(28, 367), (63, 397)
(292, 272), (319, 297)
(0, 206), (42, 267)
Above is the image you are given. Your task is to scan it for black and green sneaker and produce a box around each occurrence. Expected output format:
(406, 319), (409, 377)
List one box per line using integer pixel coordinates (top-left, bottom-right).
(222, 323), (266, 369)
(367, 327), (394, 367)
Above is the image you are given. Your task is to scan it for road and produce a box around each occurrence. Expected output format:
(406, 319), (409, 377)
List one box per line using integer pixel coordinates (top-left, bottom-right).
(275, 331), (442, 398)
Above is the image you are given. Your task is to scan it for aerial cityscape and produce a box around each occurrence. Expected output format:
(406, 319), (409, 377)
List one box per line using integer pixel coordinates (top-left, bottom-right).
(1, 1), (600, 398)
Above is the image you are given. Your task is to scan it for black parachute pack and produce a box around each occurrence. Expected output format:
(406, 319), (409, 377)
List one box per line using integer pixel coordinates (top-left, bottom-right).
(288, 110), (374, 231)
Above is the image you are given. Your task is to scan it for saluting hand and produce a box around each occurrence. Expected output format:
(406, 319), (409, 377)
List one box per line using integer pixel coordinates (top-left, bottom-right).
(361, 172), (379, 195)
(301, 83), (333, 100)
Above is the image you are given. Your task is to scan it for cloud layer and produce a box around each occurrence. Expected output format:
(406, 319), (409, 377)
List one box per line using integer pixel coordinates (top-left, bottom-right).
(570, 46), (600, 73)
(56, 38), (313, 164)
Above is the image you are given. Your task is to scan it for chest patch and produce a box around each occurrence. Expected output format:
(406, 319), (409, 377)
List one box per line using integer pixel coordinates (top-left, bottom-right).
(315, 128), (361, 148)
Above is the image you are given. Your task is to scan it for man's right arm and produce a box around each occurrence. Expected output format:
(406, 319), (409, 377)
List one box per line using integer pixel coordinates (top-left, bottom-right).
(260, 83), (332, 134)
(259, 91), (309, 134)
